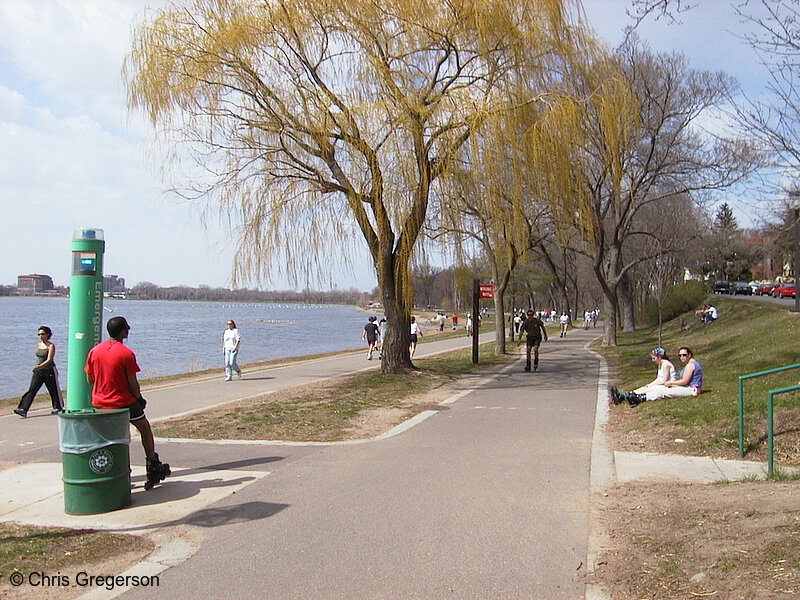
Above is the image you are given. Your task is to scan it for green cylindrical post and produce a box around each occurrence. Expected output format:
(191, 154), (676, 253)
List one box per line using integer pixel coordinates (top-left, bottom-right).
(60, 228), (131, 514)
(66, 228), (105, 410)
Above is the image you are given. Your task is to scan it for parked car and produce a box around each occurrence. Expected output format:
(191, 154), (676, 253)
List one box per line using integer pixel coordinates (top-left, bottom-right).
(756, 282), (777, 295)
(772, 283), (797, 298)
(732, 281), (753, 295)
(712, 280), (733, 294)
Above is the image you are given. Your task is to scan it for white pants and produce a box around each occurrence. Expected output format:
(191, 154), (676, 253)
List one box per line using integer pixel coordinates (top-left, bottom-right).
(636, 384), (697, 402)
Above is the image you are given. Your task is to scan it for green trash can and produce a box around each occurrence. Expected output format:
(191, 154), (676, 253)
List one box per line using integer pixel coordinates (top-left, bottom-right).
(59, 408), (132, 515)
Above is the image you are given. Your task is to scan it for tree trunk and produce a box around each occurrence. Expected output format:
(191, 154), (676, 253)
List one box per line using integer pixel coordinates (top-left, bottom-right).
(377, 254), (414, 373)
(601, 291), (618, 346)
(618, 273), (636, 332)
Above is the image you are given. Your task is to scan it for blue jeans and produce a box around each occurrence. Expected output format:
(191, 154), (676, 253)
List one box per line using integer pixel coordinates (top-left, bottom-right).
(224, 349), (240, 378)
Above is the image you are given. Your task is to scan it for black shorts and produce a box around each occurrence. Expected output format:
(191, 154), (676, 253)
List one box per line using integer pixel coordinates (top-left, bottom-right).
(410, 334), (418, 343)
(526, 335), (542, 347)
(127, 398), (147, 422)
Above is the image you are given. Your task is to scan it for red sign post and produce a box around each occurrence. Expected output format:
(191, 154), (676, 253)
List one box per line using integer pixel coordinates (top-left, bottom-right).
(479, 284), (494, 299)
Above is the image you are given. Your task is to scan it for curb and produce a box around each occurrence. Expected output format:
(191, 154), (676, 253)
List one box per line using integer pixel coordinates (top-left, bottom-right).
(584, 341), (614, 600)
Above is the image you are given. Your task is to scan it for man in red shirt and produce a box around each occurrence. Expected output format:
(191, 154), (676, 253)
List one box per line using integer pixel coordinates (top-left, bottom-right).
(85, 316), (169, 490)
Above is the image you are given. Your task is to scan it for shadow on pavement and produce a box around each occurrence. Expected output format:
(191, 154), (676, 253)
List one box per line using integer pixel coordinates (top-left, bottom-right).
(183, 501), (289, 528)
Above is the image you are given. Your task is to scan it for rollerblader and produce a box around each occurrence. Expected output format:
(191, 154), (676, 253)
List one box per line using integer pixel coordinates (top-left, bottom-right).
(85, 316), (170, 491)
(145, 453), (171, 490)
(520, 310), (548, 372)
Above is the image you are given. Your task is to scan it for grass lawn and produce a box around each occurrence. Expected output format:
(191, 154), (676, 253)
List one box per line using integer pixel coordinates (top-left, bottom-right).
(155, 341), (515, 442)
(601, 296), (800, 466)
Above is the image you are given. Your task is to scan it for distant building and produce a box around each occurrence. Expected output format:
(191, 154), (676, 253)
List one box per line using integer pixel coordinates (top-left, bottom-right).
(747, 232), (779, 280)
(17, 274), (54, 295)
(103, 274), (126, 293)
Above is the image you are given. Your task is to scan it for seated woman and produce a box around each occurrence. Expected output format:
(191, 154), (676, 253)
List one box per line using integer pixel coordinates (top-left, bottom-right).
(610, 347), (677, 405)
(614, 346), (703, 406)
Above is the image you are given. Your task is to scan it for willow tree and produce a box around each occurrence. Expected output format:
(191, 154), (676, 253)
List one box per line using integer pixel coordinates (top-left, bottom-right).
(434, 106), (552, 355)
(125, 0), (582, 372)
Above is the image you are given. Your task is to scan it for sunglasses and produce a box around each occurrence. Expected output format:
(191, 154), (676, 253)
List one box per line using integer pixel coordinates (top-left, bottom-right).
(679, 353), (689, 357)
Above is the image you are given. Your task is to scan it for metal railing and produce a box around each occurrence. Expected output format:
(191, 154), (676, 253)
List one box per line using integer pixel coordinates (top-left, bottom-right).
(764, 384), (800, 475)
(738, 363), (800, 474)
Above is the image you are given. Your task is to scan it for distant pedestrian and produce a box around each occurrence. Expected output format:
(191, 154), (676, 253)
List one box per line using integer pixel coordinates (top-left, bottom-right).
(362, 316), (380, 360)
(377, 317), (387, 359)
(520, 310), (548, 372)
(85, 316), (170, 490)
(559, 311), (570, 337)
(409, 316), (423, 358)
(437, 312), (446, 332)
(584, 310), (592, 330)
(451, 313), (458, 330)
(466, 314), (473, 336)
(14, 326), (63, 418)
(223, 319), (242, 381)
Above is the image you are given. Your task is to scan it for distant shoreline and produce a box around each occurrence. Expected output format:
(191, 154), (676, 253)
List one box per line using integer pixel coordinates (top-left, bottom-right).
(0, 295), (359, 307)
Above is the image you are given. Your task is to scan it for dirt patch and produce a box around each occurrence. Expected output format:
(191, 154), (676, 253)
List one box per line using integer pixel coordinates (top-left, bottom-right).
(592, 480), (800, 599)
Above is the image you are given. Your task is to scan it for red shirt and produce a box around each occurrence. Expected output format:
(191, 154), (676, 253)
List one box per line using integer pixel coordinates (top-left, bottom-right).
(84, 340), (140, 409)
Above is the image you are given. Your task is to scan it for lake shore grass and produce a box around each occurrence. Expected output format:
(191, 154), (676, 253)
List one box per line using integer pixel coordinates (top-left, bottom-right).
(599, 296), (800, 466)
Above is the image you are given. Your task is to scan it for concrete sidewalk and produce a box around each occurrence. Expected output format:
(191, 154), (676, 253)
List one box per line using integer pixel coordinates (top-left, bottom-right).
(0, 328), (787, 600)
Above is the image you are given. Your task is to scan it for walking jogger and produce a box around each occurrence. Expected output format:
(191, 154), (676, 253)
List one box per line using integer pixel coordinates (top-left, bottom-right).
(15, 326), (63, 418)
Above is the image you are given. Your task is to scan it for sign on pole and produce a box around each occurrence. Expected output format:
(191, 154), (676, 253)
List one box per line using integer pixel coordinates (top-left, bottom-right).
(479, 284), (494, 299)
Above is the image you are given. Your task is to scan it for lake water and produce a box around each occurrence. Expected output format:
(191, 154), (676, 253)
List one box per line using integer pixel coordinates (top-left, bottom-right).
(1, 297), (377, 400)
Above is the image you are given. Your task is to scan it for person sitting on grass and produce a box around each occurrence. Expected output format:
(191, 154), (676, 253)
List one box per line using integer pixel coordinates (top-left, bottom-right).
(610, 347), (677, 405)
(611, 346), (702, 406)
(694, 303), (718, 324)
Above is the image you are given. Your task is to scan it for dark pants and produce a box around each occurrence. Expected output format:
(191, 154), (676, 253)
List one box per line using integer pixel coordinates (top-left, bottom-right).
(18, 367), (63, 412)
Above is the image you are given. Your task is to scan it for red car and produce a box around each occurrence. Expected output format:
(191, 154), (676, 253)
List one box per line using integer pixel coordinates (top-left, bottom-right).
(772, 283), (797, 298)
(757, 282), (776, 295)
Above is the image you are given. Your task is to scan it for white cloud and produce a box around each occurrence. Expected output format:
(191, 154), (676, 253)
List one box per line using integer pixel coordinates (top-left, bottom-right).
(0, 84), (25, 120)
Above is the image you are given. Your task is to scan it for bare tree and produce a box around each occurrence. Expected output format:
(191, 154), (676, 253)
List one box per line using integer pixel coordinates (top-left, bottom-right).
(534, 38), (758, 345)
(731, 1), (800, 186)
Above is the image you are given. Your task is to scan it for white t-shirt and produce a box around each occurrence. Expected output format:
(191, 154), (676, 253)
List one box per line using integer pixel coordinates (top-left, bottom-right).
(223, 328), (241, 351)
(656, 360), (678, 384)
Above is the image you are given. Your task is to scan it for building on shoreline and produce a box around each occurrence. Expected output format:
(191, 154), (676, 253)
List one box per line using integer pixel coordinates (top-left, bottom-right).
(16, 274), (54, 295)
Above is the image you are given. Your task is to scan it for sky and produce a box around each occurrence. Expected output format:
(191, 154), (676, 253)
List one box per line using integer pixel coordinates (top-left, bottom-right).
(0, 0), (776, 290)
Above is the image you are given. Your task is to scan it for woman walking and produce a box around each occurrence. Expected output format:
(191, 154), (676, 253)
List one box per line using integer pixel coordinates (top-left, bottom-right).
(409, 316), (423, 358)
(14, 326), (63, 417)
(223, 319), (242, 381)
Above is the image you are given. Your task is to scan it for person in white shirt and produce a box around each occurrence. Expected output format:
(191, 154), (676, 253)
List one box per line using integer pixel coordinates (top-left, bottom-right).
(610, 347), (680, 405)
(559, 311), (570, 337)
(222, 319), (242, 381)
(409, 316), (424, 358)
